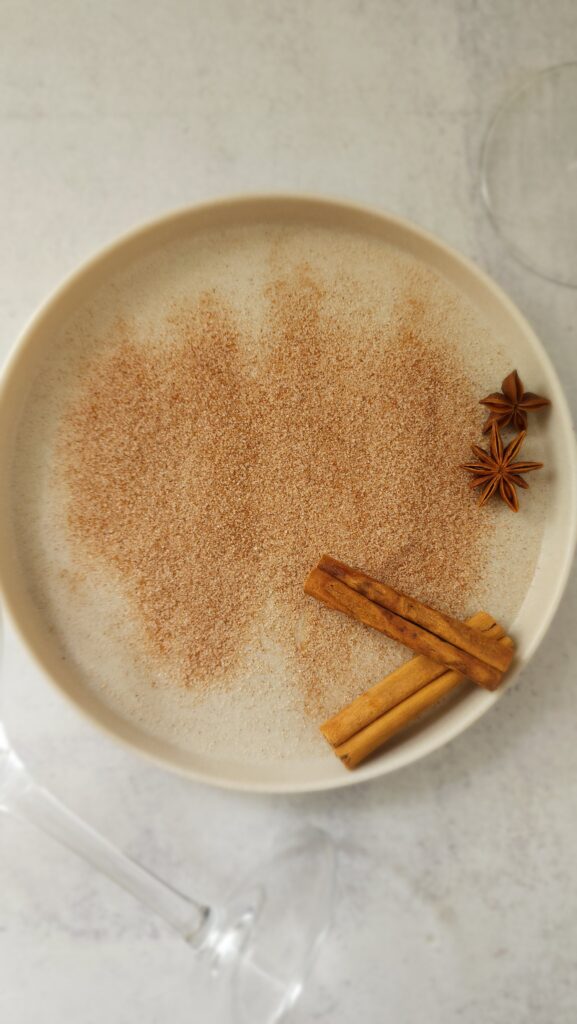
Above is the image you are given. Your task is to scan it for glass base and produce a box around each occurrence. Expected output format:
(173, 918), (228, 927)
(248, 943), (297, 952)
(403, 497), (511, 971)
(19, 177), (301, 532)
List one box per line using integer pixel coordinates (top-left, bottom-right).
(482, 62), (577, 286)
(205, 827), (335, 1024)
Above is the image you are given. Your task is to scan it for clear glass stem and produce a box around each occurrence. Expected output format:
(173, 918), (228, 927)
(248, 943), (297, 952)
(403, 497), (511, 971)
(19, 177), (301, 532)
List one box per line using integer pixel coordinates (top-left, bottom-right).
(0, 743), (211, 948)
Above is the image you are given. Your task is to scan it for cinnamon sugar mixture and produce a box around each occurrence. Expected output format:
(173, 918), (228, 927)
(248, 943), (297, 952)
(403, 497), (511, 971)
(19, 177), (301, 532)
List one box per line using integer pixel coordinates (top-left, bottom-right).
(62, 272), (485, 700)
(11, 224), (547, 765)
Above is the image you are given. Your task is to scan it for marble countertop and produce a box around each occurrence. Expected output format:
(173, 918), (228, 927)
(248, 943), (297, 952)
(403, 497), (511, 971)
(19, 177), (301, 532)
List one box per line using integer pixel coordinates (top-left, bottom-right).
(1, 2), (577, 1021)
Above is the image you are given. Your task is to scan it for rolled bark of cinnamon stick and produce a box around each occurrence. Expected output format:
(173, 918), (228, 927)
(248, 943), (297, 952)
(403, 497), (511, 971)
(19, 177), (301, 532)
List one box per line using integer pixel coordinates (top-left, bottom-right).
(335, 630), (514, 770)
(318, 555), (511, 674)
(320, 610), (496, 747)
(305, 556), (512, 689)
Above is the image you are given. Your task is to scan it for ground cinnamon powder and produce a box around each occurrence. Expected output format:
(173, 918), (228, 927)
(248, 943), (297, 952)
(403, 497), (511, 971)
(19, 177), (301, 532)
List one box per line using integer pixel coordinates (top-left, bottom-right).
(61, 263), (487, 717)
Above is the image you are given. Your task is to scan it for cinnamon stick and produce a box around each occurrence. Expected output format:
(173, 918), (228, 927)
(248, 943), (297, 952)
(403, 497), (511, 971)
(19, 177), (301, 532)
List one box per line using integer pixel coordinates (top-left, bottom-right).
(335, 630), (514, 770)
(318, 555), (511, 674)
(320, 610), (496, 747)
(305, 556), (512, 689)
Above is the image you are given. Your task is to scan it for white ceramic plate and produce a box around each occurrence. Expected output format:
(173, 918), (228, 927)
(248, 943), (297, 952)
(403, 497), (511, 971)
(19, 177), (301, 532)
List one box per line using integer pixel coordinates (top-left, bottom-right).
(0, 195), (575, 793)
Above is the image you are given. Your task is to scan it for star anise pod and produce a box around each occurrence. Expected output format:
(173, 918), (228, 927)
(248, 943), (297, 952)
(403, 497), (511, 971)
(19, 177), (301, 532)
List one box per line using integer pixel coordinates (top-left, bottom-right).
(480, 369), (550, 434)
(462, 424), (543, 512)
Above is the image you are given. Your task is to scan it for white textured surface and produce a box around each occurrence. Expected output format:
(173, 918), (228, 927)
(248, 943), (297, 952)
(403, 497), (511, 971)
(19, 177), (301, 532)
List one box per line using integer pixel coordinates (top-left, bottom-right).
(1, 2), (577, 1022)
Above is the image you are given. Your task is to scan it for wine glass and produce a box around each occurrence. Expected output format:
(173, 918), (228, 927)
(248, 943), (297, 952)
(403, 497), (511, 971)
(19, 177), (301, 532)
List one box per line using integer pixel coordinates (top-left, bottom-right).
(481, 62), (577, 287)
(0, 619), (335, 1023)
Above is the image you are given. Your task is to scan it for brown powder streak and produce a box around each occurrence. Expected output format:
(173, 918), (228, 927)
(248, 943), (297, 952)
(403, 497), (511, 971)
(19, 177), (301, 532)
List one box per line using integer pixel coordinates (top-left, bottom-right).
(60, 263), (486, 716)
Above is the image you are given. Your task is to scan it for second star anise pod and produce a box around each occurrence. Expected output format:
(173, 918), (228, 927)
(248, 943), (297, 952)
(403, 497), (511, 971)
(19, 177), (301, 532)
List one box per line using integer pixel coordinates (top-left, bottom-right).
(462, 424), (543, 512)
(480, 369), (550, 433)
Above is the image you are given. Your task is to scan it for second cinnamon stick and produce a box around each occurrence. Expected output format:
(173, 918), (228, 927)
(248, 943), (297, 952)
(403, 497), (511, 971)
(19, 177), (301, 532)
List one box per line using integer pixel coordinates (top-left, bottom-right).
(335, 630), (514, 769)
(320, 610), (496, 747)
